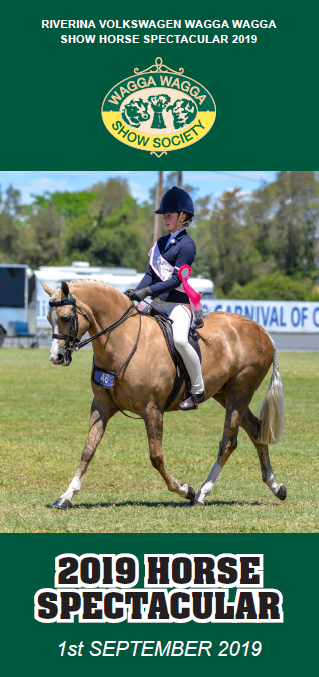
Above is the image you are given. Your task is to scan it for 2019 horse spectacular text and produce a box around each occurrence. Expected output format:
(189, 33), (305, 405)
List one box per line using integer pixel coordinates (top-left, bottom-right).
(34, 553), (283, 623)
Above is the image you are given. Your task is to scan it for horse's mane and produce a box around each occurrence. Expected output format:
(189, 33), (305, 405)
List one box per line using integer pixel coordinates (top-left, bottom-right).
(50, 278), (125, 302)
(72, 278), (127, 301)
(69, 278), (113, 288)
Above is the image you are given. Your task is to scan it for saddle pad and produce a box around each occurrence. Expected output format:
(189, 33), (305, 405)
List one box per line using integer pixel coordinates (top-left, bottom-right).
(146, 309), (202, 409)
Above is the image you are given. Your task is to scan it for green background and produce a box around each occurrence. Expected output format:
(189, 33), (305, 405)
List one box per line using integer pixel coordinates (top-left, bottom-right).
(1, 0), (318, 672)
(1, 0), (317, 167)
(2, 534), (317, 674)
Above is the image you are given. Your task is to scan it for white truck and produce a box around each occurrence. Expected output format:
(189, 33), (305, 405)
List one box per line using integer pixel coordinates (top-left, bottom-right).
(0, 264), (36, 346)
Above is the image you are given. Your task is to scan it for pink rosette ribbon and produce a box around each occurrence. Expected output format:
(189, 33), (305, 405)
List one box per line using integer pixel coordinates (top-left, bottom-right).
(178, 264), (203, 309)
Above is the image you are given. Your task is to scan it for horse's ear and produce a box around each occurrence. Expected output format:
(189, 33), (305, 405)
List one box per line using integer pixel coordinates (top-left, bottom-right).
(61, 281), (69, 298)
(41, 282), (54, 296)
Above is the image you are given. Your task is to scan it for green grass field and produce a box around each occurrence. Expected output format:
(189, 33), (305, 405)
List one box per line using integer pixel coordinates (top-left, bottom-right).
(0, 349), (318, 533)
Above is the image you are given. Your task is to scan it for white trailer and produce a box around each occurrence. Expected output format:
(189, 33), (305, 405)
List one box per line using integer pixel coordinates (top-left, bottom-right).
(34, 262), (215, 331)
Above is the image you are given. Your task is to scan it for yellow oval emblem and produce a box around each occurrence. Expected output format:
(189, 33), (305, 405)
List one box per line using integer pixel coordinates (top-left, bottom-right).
(101, 57), (216, 157)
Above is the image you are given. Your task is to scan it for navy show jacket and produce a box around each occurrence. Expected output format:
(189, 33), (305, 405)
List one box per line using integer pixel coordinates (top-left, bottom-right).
(136, 228), (196, 303)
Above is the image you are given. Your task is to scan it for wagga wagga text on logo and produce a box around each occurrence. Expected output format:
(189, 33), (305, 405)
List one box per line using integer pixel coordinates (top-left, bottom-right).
(101, 58), (216, 156)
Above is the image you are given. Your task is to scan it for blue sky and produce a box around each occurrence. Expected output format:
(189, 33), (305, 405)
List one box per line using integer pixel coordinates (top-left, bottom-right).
(0, 170), (278, 205)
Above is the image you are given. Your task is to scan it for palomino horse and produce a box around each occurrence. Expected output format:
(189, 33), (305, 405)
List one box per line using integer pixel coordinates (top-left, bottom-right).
(42, 279), (287, 508)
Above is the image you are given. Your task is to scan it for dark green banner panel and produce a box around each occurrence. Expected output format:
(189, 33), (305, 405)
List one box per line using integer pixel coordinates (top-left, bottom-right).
(1, 0), (318, 673)
(1, 0), (318, 167)
(1, 534), (317, 675)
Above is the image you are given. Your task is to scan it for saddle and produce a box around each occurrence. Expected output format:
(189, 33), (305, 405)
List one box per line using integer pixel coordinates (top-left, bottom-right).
(146, 308), (202, 410)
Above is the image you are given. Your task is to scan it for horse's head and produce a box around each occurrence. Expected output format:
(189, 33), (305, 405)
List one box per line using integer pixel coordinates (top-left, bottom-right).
(42, 280), (91, 367)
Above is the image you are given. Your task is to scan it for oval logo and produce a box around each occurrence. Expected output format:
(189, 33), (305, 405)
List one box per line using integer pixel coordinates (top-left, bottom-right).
(101, 57), (216, 157)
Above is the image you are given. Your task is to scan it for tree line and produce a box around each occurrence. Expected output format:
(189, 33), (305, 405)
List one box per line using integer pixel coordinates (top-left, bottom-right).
(0, 171), (318, 300)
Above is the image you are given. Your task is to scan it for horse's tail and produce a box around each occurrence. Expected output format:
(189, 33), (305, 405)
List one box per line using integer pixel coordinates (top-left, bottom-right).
(257, 338), (286, 445)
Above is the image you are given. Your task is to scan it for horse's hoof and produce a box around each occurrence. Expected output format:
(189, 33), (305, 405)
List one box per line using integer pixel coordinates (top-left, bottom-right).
(179, 483), (196, 500)
(52, 498), (72, 509)
(276, 485), (287, 501)
(187, 499), (204, 507)
(186, 484), (196, 501)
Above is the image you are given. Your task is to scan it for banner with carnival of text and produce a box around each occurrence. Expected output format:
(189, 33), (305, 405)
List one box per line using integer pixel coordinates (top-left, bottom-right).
(202, 300), (319, 333)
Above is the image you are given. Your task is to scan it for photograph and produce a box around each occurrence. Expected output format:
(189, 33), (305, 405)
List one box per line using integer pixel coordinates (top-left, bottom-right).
(1, 170), (318, 534)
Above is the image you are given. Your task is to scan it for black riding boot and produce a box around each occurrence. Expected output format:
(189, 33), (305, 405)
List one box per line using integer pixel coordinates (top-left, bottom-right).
(178, 389), (206, 411)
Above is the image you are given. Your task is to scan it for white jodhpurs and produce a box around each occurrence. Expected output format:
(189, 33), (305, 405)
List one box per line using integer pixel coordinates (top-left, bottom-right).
(151, 297), (205, 395)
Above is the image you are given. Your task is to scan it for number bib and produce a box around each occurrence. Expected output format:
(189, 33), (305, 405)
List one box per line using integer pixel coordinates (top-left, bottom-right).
(92, 363), (116, 389)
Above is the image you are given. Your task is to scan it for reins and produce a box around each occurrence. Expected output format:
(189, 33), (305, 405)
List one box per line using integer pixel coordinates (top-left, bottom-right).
(49, 294), (137, 352)
(91, 312), (142, 420)
(72, 304), (137, 352)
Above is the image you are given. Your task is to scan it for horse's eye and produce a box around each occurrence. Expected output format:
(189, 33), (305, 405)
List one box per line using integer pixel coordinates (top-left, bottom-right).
(61, 314), (71, 322)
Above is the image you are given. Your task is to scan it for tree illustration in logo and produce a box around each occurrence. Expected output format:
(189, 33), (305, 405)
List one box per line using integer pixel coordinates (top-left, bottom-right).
(167, 99), (197, 129)
(147, 94), (171, 129)
(122, 98), (150, 128)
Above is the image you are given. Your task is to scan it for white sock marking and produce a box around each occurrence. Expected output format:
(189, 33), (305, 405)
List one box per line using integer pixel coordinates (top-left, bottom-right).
(266, 474), (279, 496)
(61, 476), (82, 502)
(196, 461), (222, 503)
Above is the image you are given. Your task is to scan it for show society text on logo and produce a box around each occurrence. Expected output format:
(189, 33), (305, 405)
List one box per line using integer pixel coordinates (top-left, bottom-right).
(101, 57), (216, 157)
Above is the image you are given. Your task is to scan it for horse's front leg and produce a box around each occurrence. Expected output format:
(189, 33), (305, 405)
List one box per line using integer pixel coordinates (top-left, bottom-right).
(144, 403), (195, 501)
(53, 396), (116, 509)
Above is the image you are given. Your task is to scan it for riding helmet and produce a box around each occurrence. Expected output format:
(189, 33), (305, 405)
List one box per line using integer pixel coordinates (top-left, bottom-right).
(155, 186), (194, 216)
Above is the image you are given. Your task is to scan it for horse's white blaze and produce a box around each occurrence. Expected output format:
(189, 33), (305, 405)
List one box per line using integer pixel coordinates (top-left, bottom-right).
(49, 309), (60, 362)
(50, 338), (59, 361)
(195, 461), (222, 503)
(61, 476), (82, 502)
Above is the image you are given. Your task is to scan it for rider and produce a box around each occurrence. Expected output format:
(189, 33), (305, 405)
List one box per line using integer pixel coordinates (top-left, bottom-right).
(126, 186), (205, 410)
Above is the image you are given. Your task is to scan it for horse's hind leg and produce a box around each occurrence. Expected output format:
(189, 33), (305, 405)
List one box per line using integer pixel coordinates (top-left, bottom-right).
(192, 394), (242, 506)
(240, 408), (287, 501)
(53, 396), (116, 509)
(144, 403), (195, 501)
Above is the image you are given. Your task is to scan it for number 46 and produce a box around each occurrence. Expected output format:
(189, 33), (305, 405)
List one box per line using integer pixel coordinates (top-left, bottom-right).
(218, 641), (262, 656)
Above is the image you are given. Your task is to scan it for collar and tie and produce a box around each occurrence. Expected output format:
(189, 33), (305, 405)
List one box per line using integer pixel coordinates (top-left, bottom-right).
(163, 228), (186, 252)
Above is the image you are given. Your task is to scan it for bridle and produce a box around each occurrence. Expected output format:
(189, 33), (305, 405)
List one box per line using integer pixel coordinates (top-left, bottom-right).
(49, 291), (140, 367)
(49, 292), (91, 362)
